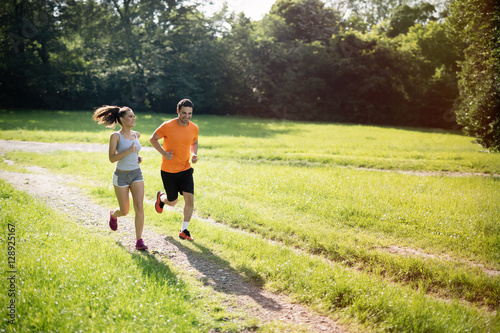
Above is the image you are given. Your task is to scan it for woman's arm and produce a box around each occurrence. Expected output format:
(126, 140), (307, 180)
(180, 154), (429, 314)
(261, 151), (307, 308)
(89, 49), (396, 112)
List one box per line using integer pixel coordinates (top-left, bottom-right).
(109, 133), (136, 163)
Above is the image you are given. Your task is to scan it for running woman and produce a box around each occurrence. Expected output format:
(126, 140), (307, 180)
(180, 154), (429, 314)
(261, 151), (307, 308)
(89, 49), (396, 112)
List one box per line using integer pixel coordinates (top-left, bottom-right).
(150, 99), (199, 241)
(92, 105), (148, 250)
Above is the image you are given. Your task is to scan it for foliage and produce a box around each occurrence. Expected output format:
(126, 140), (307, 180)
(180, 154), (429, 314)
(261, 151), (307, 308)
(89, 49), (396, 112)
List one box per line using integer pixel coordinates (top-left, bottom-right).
(448, 0), (500, 151)
(393, 21), (462, 128)
(0, 0), (231, 112)
(0, 0), (66, 107)
(220, 0), (460, 127)
(387, 2), (437, 37)
(270, 0), (339, 43)
(0, 0), (495, 142)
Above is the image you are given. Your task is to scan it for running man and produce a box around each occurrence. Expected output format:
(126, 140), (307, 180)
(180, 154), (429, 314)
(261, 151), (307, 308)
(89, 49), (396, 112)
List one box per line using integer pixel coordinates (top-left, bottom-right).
(150, 99), (199, 241)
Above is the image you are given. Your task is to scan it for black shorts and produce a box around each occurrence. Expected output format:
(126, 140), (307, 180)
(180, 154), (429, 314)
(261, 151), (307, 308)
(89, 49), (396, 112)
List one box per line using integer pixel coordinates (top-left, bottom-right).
(161, 168), (194, 202)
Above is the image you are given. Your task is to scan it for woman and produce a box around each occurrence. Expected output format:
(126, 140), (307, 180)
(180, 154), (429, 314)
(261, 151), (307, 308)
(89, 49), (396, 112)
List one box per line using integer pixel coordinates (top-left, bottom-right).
(92, 106), (148, 250)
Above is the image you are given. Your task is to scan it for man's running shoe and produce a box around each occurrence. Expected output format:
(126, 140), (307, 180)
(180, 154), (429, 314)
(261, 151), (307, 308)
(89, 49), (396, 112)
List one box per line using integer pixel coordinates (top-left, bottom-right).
(179, 229), (194, 241)
(155, 191), (165, 214)
(135, 239), (148, 250)
(109, 210), (118, 231)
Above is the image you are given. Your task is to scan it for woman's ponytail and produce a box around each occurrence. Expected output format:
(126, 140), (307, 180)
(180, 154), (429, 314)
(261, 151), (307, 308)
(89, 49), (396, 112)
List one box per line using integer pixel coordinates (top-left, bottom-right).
(92, 105), (129, 128)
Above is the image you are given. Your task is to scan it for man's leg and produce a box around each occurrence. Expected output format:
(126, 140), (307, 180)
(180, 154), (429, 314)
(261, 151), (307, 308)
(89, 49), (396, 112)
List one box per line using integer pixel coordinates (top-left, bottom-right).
(182, 192), (194, 223)
(161, 195), (178, 207)
(158, 170), (179, 208)
(179, 192), (194, 241)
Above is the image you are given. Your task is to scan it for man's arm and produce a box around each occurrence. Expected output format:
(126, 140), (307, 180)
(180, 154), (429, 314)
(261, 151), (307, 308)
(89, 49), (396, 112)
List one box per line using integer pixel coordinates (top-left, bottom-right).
(191, 140), (198, 164)
(150, 131), (173, 160)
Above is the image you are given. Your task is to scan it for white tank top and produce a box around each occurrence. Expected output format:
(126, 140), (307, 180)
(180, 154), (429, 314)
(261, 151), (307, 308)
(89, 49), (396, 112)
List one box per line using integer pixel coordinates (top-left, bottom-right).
(116, 132), (141, 171)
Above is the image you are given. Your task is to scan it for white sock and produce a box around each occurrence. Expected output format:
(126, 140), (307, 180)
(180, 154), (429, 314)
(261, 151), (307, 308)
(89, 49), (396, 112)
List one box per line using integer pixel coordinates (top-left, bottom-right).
(181, 221), (190, 231)
(160, 194), (167, 203)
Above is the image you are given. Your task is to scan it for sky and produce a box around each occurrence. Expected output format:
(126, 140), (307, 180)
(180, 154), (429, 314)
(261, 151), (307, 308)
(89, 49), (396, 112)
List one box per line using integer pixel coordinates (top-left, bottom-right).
(202, 0), (275, 21)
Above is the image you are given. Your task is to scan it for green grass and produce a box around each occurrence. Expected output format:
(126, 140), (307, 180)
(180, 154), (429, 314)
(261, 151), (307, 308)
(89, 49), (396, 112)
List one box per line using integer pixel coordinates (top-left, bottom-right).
(1, 109), (499, 174)
(5, 149), (500, 309)
(1, 109), (500, 332)
(195, 223), (498, 332)
(0, 180), (255, 332)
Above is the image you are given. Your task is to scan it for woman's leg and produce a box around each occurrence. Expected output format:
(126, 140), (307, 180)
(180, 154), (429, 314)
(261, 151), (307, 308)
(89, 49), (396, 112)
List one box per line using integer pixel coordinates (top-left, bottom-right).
(113, 185), (130, 218)
(130, 181), (145, 240)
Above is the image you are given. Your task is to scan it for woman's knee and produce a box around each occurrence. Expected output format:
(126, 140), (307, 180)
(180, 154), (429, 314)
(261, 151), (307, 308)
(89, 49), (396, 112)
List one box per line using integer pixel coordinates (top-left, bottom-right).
(116, 207), (129, 216)
(133, 201), (144, 213)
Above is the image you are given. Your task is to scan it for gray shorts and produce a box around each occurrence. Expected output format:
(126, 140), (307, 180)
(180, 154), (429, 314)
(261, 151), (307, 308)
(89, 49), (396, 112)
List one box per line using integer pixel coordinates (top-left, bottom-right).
(113, 168), (143, 187)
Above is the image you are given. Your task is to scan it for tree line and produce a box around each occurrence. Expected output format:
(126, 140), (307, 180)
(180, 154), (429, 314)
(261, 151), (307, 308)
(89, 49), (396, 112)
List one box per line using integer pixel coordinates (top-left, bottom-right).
(1, 0), (498, 150)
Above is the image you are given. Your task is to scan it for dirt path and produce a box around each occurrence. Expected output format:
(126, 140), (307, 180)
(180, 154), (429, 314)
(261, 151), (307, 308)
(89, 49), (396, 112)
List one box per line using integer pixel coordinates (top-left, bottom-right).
(0, 140), (346, 332)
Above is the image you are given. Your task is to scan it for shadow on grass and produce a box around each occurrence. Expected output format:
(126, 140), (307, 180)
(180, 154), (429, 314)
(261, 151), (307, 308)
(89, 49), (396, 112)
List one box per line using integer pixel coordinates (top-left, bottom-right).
(115, 237), (282, 312)
(116, 242), (182, 288)
(166, 236), (283, 311)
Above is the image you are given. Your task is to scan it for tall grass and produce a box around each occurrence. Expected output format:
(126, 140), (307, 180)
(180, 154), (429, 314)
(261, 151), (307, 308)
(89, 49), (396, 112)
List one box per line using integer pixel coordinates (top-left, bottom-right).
(7, 149), (500, 308)
(0, 180), (253, 332)
(1, 109), (499, 173)
(1, 109), (500, 331)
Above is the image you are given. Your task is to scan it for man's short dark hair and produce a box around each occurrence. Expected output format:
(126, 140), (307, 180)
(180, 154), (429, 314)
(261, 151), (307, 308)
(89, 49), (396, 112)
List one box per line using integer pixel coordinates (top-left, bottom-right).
(177, 99), (194, 110)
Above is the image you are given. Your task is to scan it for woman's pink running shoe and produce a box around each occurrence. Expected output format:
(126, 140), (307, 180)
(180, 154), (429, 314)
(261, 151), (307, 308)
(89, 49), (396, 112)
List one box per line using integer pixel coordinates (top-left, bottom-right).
(135, 239), (148, 250)
(109, 210), (118, 231)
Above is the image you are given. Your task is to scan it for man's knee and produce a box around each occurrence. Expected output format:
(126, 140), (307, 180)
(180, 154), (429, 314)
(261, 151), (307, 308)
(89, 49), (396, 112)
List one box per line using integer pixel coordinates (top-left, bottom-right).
(165, 198), (178, 207)
(183, 192), (194, 205)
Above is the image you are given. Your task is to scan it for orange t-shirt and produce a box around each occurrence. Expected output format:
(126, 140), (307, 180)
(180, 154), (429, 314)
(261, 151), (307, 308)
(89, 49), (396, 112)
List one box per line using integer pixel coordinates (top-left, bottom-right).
(155, 119), (199, 173)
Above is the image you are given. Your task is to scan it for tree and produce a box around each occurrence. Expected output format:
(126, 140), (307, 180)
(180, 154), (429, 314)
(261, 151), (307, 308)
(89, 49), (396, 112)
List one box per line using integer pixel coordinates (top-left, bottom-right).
(219, 13), (264, 115)
(394, 21), (462, 128)
(341, 0), (408, 31)
(0, 0), (235, 112)
(269, 0), (340, 43)
(329, 32), (416, 125)
(448, 0), (500, 151)
(387, 2), (436, 37)
(340, 0), (449, 31)
(0, 0), (66, 108)
(226, 0), (342, 120)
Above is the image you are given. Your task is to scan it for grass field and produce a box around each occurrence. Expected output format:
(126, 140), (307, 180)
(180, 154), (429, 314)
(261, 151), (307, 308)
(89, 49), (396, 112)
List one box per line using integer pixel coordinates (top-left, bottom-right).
(1, 109), (499, 332)
(0, 180), (242, 332)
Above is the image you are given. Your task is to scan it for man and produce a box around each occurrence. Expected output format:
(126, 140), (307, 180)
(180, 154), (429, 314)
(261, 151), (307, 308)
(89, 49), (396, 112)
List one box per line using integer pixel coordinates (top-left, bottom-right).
(150, 99), (199, 241)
